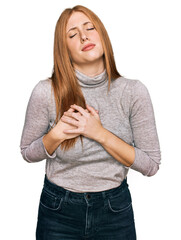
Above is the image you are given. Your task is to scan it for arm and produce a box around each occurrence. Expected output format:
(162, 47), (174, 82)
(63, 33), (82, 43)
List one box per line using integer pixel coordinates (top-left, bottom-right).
(43, 110), (81, 155)
(93, 128), (135, 167)
(20, 80), (56, 162)
(96, 81), (161, 176)
(61, 80), (161, 176)
(61, 104), (135, 167)
(20, 80), (82, 161)
(128, 80), (161, 176)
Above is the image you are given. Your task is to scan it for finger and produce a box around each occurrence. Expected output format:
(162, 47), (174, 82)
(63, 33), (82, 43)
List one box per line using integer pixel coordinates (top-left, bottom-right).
(70, 104), (89, 117)
(86, 104), (98, 116)
(67, 108), (74, 112)
(63, 111), (82, 121)
(61, 116), (79, 127)
(63, 128), (81, 134)
(65, 109), (82, 118)
(64, 107), (79, 116)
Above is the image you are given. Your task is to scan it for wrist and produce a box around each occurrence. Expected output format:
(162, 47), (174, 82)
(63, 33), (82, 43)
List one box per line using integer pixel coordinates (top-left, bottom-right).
(94, 127), (108, 144)
(50, 127), (65, 144)
(43, 129), (65, 156)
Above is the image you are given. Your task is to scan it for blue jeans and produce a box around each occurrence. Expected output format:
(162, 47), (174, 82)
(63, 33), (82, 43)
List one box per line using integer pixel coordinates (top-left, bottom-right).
(36, 175), (136, 239)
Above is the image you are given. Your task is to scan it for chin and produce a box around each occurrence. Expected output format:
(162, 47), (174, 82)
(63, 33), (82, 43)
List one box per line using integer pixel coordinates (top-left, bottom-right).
(86, 52), (103, 60)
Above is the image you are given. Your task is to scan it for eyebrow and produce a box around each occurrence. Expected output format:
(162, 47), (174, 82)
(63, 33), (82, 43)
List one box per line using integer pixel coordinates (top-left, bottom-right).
(67, 21), (92, 33)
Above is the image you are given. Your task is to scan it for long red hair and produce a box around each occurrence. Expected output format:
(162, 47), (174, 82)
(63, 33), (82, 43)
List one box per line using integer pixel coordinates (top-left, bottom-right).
(50, 5), (122, 151)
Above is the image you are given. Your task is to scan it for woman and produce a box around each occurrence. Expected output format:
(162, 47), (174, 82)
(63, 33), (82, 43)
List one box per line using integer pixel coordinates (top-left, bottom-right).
(20, 5), (161, 239)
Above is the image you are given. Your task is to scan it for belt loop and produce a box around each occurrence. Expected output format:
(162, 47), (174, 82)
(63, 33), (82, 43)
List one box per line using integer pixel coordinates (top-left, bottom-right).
(102, 191), (108, 208)
(64, 190), (70, 204)
(102, 191), (106, 200)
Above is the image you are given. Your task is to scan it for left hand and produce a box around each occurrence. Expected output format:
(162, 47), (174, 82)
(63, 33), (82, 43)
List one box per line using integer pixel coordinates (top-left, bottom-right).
(61, 104), (104, 140)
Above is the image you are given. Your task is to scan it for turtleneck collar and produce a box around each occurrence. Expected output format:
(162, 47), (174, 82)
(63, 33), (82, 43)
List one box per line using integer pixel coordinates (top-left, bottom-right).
(74, 68), (108, 88)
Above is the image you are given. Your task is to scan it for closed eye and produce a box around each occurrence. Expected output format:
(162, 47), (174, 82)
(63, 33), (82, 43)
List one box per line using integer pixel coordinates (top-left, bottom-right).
(69, 28), (95, 38)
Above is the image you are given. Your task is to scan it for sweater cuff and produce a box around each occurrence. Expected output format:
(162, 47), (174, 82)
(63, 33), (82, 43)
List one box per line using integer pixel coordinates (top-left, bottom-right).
(42, 135), (56, 159)
(124, 147), (150, 175)
(23, 135), (56, 162)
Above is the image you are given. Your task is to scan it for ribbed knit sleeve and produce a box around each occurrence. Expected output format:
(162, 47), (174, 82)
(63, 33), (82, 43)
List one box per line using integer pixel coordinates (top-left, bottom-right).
(20, 80), (56, 162)
(128, 80), (161, 176)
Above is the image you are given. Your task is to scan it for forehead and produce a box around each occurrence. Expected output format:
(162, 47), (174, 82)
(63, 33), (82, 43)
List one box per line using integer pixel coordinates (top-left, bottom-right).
(66, 12), (91, 32)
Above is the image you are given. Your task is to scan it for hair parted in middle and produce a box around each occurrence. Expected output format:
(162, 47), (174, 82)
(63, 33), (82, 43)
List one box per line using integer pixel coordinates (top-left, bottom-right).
(50, 5), (122, 151)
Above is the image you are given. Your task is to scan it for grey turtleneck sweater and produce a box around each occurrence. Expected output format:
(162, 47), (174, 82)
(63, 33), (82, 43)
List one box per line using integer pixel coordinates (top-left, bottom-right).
(20, 69), (161, 192)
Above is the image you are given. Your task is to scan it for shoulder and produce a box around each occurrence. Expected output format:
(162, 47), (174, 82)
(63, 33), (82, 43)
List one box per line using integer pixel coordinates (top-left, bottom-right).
(32, 78), (52, 94)
(27, 78), (53, 110)
(30, 78), (53, 100)
(112, 76), (149, 99)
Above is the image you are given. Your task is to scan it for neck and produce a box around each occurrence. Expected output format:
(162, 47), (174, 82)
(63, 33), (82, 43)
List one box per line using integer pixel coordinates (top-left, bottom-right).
(73, 58), (105, 77)
(74, 67), (108, 88)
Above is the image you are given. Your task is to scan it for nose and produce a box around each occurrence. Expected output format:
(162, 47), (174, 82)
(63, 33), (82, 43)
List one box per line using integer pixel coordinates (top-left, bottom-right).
(80, 31), (88, 42)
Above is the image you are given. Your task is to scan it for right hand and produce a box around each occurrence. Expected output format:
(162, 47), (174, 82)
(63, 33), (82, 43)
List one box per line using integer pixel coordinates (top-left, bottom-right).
(53, 107), (98, 141)
(43, 106), (98, 155)
(52, 108), (81, 141)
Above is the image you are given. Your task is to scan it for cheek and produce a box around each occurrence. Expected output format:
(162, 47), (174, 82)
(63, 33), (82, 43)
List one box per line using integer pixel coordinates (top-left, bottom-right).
(92, 31), (100, 40)
(93, 33), (103, 49)
(96, 39), (104, 53)
(67, 40), (78, 55)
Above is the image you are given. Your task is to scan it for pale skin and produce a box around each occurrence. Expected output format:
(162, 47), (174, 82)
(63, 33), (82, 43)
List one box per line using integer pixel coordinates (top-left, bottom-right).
(43, 11), (135, 167)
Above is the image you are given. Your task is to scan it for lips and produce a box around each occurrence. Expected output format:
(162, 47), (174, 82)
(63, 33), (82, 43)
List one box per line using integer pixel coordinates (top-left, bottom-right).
(82, 43), (96, 51)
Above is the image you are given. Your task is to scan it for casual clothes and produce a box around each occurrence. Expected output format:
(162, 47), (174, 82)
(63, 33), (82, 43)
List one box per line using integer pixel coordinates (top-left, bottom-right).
(20, 69), (161, 192)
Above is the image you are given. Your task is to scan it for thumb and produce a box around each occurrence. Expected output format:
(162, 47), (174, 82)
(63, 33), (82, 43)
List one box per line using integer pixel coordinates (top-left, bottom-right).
(67, 108), (74, 112)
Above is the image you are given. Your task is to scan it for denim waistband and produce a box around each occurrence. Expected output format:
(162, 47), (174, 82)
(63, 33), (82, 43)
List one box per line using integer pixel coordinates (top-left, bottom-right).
(43, 174), (128, 202)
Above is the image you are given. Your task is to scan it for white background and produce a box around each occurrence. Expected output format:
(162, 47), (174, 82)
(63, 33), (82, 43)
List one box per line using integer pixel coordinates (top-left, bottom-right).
(0, 0), (181, 239)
